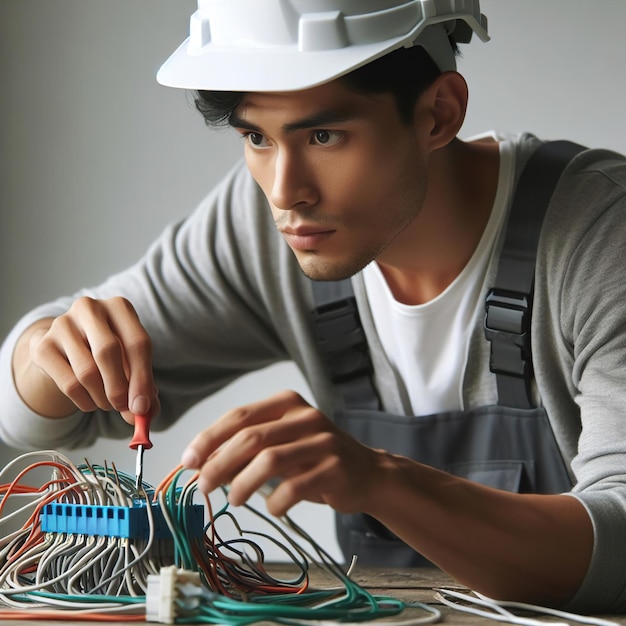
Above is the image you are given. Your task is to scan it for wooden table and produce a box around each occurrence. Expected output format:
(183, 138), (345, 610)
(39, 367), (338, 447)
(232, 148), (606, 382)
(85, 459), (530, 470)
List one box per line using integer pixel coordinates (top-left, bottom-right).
(1, 566), (624, 626)
(310, 566), (626, 626)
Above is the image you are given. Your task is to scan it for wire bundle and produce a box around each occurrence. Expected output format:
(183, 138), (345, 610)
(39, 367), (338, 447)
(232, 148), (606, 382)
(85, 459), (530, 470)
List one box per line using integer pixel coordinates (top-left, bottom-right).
(0, 450), (438, 624)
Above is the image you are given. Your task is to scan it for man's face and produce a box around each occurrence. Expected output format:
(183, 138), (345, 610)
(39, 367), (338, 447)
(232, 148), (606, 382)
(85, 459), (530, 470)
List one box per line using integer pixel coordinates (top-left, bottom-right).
(231, 80), (430, 281)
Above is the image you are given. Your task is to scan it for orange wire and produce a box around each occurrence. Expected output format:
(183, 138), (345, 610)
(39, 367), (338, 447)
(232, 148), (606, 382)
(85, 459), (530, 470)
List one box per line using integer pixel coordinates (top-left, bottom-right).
(0, 483), (39, 494)
(1, 455), (312, 615)
(0, 460), (76, 517)
(152, 463), (184, 497)
(5, 480), (92, 565)
(0, 610), (145, 621)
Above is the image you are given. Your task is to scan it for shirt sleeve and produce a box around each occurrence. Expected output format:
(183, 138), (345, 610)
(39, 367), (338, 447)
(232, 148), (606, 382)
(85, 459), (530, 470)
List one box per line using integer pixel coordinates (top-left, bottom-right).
(0, 161), (301, 449)
(536, 149), (626, 612)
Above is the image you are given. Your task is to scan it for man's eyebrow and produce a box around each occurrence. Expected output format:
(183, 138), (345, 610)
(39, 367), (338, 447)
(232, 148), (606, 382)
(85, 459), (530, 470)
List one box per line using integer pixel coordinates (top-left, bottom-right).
(229, 115), (260, 132)
(282, 110), (355, 133)
(229, 110), (356, 134)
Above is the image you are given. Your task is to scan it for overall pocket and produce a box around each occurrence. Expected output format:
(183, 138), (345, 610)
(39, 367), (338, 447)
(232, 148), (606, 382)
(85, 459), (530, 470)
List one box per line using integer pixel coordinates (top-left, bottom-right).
(333, 405), (571, 566)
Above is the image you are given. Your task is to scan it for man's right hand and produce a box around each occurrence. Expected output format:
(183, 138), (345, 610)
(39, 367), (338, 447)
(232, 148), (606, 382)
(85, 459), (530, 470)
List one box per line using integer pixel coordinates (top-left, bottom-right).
(12, 296), (158, 424)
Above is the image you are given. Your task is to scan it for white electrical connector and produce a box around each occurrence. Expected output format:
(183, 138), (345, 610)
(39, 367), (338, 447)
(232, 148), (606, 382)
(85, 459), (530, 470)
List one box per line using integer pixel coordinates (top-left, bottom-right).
(146, 566), (202, 623)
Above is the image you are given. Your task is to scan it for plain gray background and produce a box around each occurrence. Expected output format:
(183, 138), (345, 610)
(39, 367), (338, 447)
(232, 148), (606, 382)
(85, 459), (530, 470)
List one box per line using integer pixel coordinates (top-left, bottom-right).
(1, 1), (624, 560)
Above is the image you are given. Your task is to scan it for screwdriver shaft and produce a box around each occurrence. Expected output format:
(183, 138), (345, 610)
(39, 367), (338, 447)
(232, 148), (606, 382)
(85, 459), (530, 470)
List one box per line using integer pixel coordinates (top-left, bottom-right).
(135, 444), (145, 490)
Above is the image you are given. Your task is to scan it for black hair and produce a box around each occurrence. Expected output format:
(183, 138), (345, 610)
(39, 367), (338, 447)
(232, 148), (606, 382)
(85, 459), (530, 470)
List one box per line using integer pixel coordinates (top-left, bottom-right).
(194, 38), (459, 128)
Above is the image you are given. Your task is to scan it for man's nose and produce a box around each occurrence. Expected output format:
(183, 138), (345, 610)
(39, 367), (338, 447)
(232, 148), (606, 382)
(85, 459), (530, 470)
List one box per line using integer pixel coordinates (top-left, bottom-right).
(269, 150), (318, 211)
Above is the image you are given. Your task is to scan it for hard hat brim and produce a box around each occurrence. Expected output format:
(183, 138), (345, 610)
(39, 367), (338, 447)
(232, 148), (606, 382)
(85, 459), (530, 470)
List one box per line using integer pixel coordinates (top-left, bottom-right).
(157, 35), (420, 93)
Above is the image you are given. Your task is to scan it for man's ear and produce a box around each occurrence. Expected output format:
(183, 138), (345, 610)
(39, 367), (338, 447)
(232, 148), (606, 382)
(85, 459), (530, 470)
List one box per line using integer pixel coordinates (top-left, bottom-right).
(416, 71), (468, 150)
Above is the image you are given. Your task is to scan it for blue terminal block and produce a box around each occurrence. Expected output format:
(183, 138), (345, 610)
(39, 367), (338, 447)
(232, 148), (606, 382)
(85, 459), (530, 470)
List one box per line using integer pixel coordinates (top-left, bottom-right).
(40, 502), (204, 539)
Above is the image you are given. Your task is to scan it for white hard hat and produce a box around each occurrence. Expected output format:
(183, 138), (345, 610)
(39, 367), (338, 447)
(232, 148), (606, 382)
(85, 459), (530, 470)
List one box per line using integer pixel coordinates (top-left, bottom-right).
(157, 0), (489, 92)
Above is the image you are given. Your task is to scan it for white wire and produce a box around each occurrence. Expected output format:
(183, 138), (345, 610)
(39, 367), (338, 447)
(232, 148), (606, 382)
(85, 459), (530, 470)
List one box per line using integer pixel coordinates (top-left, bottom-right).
(0, 535), (53, 591)
(0, 450), (75, 483)
(0, 599), (146, 615)
(0, 493), (45, 530)
(473, 591), (622, 626)
(103, 542), (127, 597)
(87, 501), (156, 596)
(0, 452), (155, 614)
(66, 536), (112, 595)
(0, 527), (31, 559)
(1, 450), (441, 624)
(436, 589), (563, 626)
(436, 588), (620, 626)
(35, 533), (74, 586)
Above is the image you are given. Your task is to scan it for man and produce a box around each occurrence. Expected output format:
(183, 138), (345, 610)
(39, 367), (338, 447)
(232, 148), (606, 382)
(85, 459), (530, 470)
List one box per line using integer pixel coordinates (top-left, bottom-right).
(1, 0), (626, 613)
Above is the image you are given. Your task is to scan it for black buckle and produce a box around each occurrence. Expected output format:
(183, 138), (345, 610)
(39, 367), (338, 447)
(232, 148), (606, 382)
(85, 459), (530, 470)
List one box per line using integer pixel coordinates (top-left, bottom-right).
(484, 288), (532, 378)
(313, 297), (372, 384)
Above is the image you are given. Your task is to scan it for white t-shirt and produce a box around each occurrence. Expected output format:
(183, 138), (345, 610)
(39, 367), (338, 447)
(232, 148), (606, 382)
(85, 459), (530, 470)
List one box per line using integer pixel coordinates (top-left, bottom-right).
(363, 138), (515, 415)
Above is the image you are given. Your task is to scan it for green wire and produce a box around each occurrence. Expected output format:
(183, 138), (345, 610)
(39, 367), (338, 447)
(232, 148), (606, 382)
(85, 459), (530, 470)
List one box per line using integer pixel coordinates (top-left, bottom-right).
(12, 461), (410, 624)
(15, 590), (145, 604)
(159, 468), (196, 569)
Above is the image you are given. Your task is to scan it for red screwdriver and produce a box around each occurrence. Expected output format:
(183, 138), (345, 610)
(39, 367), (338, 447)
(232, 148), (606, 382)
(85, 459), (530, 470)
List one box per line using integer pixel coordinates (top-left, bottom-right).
(129, 414), (153, 490)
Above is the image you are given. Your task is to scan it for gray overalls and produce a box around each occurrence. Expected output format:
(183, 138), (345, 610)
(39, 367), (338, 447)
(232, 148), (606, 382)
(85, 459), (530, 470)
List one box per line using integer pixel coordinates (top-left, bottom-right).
(310, 141), (584, 566)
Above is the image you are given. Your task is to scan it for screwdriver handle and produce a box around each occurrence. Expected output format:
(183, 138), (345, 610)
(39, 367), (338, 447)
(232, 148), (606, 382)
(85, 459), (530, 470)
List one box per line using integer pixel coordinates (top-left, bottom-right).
(129, 414), (153, 450)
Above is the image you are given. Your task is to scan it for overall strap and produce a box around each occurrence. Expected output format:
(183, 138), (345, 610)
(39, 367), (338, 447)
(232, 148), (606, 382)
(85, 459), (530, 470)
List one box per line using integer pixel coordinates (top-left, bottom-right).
(484, 140), (586, 409)
(311, 140), (586, 412)
(311, 280), (380, 410)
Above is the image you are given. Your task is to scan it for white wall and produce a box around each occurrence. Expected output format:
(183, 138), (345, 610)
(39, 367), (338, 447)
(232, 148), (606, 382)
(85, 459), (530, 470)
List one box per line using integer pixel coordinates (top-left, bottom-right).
(1, 1), (625, 560)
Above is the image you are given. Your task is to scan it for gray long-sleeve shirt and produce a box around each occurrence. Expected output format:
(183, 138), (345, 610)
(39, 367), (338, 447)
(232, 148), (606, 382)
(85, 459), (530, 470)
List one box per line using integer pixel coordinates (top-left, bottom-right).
(1, 133), (626, 611)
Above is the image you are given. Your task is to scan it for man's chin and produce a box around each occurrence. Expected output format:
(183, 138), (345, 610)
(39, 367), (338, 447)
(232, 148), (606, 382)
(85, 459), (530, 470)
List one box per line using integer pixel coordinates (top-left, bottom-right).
(297, 257), (366, 283)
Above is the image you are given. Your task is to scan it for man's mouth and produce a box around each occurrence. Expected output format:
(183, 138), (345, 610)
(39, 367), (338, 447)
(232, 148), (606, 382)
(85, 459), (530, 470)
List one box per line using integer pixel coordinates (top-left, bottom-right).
(279, 225), (335, 251)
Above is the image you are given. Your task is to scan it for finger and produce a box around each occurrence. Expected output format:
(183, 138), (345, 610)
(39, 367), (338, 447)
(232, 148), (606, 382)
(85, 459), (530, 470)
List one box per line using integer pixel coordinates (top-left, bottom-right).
(265, 458), (340, 517)
(182, 390), (307, 469)
(69, 298), (131, 412)
(265, 444), (375, 518)
(31, 318), (110, 412)
(226, 432), (332, 506)
(106, 297), (156, 417)
(86, 334), (129, 412)
(195, 406), (327, 495)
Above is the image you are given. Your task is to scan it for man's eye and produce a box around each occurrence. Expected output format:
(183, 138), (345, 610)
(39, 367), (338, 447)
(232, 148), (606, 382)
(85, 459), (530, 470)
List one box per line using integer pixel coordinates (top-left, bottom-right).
(243, 132), (268, 147)
(312, 130), (342, 146)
